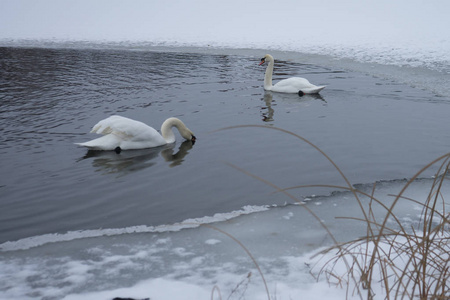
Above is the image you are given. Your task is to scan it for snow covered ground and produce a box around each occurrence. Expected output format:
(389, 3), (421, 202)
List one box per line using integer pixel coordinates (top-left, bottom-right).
(1, 176), (448, 299)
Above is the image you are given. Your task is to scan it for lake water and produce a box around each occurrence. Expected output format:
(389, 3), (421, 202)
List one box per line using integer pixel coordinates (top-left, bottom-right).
(0, 45), (449, 299)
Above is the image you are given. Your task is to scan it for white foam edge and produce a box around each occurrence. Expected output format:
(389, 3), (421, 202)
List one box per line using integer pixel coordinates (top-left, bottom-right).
(0, 204), (271, 252)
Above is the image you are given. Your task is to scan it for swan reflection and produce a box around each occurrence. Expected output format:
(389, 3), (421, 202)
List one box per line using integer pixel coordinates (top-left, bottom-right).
(260, 91), (327, 122)
(261, 92), (275, 122)
(160, 139), (195, 167)
(80, 140), (194, 175)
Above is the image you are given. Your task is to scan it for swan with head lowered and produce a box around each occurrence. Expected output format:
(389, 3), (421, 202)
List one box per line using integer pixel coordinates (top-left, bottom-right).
(75, 116), (196, 153)
(259, 54), (326, 96)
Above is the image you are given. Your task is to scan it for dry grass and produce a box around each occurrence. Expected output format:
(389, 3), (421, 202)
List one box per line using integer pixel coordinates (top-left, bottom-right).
(213, 125), (450, 300)
(312, 154), (450, 300)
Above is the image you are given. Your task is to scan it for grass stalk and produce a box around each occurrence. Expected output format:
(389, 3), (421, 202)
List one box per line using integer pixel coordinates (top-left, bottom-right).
(210, 125), (450, 299)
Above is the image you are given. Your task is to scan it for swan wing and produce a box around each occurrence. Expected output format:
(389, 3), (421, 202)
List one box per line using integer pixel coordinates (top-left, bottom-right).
(272, 77), (312, 93)
(273, 77), (326, 94)
(77, 115), (167, 150)
(91, 115), (159, 141)
(275, 77), (312, 87)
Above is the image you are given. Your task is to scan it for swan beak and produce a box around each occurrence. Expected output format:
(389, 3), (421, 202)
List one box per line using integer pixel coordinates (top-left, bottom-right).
(259, 58), (265, 65)
(191, 135), (196, 143)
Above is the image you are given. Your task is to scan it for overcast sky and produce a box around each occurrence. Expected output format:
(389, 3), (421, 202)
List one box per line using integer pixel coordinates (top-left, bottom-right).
(1, 0), (448, 45)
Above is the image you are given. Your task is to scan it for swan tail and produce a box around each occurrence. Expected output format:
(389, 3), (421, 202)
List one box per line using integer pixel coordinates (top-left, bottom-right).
(75, 134), (121, 151)
(301, 85), (326, 94)
(74, 140), (105, 150)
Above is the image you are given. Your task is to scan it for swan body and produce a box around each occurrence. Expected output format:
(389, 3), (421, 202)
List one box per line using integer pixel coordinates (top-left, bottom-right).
(76, 116), (196, 151)
(259, 54), (326, 95)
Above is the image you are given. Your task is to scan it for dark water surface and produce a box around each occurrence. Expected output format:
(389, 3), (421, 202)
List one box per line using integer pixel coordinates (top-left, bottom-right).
(1, 47), (449, 243)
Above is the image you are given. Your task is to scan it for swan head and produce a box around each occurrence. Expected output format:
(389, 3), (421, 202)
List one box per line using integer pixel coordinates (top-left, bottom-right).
(180, 128), (196, 143)
(259, 54), (274, 65)
(176, 120), (196, 142)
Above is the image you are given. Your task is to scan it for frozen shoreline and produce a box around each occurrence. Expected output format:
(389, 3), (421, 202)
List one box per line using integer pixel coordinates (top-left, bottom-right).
(1, 175), (448, 300)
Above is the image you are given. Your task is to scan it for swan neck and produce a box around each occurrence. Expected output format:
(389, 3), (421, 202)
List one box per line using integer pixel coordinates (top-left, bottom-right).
(264, 60), (274, 90)
(161, 117), (192, 143)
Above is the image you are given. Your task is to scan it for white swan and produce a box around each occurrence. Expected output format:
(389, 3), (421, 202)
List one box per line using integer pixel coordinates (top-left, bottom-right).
(259, 54), (326, 95)
(75, 116), (196, 152)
